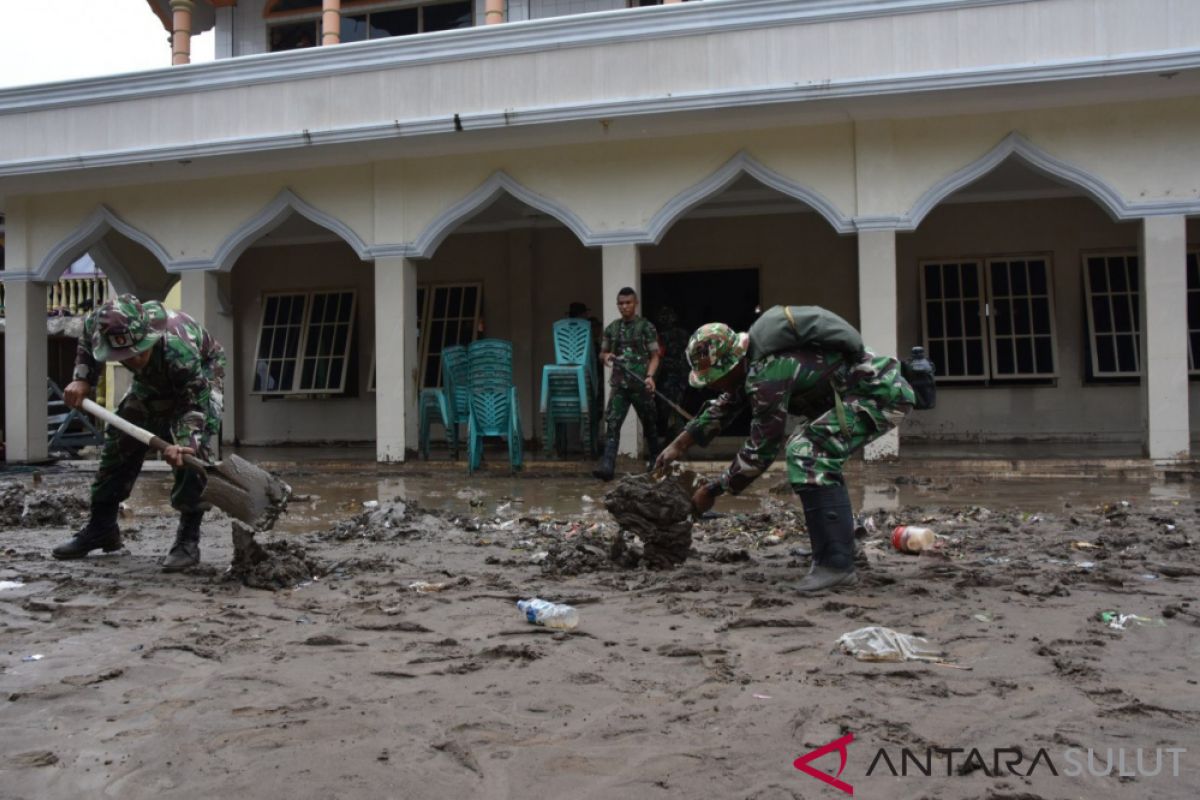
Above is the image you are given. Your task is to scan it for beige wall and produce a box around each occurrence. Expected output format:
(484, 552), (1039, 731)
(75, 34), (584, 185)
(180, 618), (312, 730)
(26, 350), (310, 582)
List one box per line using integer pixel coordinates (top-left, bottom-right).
(231, 242), (377, 445)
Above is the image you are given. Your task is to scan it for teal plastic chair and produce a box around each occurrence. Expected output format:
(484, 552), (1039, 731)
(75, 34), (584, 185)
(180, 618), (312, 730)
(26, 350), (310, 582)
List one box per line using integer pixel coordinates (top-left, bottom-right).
(465, 339), (523, 473)
(418, 345), (469, 459)
(539, 319), (598, 456)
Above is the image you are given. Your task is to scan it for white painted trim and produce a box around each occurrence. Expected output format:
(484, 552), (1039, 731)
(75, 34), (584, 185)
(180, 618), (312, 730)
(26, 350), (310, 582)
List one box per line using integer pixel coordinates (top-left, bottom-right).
(196, 188), (372, 272)
(31, 206), (172, 284)
(5, 48), (1200, 202)
(644, 151), (855, 239)
(904, 132), (1141, 229)
(0, 0), (1035, 115)
(405, 171), (595, 257)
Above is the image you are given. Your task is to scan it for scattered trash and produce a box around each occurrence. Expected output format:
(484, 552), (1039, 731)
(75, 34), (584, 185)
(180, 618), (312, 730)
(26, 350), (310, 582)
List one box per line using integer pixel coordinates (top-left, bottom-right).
(0, 580), (25, 591)
(1098, 611), (1166, 630)
(1076, 561), (1096, 571)
(362, 500), (380, 510)
(972, 612), (994, 623)
(529, 551), (549, 564)
(752, 693), (773, 700)
(762, 533), (784, 546)
(517, 598), (579, 630)
(789, 545), (813, 558)
(838, 626), (945, 663)
(407, 581), (448, 593)
(1138, 573), (1160, 581)
(21, 654), (44, 662)
(1071, 541), (1100, 550)
(296, 616), (315, 625)
(580, 495), (595, 504)
(892, 525), (938, 554)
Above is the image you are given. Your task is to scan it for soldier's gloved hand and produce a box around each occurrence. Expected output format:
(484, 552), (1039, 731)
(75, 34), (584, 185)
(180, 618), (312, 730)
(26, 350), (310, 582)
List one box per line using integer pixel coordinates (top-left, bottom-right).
(63, 380), (91, 409)
(162, 444), (196, 469)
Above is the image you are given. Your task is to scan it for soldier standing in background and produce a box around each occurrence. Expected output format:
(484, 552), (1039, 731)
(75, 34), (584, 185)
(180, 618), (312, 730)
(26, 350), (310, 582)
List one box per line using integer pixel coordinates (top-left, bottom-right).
(593, 288), (661, 481)
(653, 305), (691, 442)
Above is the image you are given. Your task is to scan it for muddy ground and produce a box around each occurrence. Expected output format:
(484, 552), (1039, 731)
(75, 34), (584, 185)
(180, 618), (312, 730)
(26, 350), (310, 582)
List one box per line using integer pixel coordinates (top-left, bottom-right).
(1, 463), (1199, 800)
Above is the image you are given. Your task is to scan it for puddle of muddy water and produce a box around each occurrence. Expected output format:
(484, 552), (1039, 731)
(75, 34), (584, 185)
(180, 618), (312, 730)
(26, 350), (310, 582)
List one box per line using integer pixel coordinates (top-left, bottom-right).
(84, 471), (1195, 535)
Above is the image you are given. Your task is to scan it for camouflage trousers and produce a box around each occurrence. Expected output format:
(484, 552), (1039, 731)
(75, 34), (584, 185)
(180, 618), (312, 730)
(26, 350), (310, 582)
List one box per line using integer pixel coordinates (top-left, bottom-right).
(91, 393), (215, 514)
(604, 384), (657, 445)
(786, 356), (914, 488)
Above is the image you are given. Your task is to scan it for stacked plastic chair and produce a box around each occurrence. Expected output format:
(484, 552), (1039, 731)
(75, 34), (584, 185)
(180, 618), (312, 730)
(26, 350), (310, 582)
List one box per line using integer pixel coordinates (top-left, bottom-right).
(465, 338), (523, 473)
(539, 318), (599, 457)
(418, 345), (469, 460)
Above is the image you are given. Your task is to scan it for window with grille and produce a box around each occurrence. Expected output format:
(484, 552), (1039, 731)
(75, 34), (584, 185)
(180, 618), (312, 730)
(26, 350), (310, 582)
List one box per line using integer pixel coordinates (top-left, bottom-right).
(921, 256), (1058, 381)
(253, 290), (357, 395)
(268, 1), (471, 52)
(420, 283), (482, 388)
(1083, 253), (1140, 378)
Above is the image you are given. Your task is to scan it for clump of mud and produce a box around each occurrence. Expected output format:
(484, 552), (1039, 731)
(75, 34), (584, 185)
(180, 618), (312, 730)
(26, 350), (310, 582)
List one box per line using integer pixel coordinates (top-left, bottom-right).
(0, 483), (89, 529)
(541, 534), (612, 576)
(228, 523), (324, 590)
(604, 473), (695, 569)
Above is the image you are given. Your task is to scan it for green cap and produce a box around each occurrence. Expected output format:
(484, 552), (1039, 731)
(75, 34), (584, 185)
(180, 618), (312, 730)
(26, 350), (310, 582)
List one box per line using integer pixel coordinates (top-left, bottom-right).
(91, 294), (161, 362)
(686, 323), (748, 388)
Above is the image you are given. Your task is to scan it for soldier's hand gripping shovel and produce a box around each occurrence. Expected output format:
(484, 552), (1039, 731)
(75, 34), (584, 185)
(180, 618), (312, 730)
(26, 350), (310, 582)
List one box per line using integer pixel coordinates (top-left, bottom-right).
(609, 357), (694, 422)
(80, 398), (291, 532)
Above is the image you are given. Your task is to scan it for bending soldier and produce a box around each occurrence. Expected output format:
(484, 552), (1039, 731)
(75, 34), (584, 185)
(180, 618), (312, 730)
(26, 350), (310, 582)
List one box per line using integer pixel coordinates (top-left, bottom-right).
(656, 305), (915, 594)
(53, 295), (226, 572)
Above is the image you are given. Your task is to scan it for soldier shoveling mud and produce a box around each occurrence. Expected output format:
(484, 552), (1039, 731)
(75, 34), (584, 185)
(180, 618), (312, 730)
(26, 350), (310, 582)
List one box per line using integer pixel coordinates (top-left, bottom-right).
(655, 305), (915, 594)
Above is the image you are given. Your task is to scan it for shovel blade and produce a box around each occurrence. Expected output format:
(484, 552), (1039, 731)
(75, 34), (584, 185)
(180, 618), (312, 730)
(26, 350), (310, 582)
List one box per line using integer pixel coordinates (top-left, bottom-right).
(199, 454), (291, 531)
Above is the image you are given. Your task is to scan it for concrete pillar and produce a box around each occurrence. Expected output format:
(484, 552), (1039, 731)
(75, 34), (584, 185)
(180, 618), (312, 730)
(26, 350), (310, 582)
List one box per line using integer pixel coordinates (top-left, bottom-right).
(1139, 215), (1189, 461)
(213, 5), (234, 59)
(179, 270), (236, 447)
(485, 0), (505, 25)
(507, 230), (535, 440)
(857, 229), (900, 460)
(4, 280), (49, 462)
(322, 0), (341, 45)
(374, 257), (419, 461)
(601, 244), (641, 457)
(170, 0), (194, 65)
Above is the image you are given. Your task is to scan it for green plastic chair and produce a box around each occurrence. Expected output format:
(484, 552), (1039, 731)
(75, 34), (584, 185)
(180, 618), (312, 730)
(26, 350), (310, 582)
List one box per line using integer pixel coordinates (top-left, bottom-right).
(418, 345), (469, 459)
(539, 318), (599, 456)
(465, 339), (523, 473)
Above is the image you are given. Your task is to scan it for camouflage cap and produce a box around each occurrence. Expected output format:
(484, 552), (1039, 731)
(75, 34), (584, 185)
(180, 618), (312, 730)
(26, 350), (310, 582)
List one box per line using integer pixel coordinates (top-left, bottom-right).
(686, 323), (749, 388)
(91, 294), (162, 362)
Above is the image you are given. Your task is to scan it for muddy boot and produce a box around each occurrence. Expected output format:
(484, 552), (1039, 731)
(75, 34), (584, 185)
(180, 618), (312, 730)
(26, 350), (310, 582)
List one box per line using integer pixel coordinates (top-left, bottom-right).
(52, 502), (122, 560)
(162, 511), (202, 572)
(592, 438), (618, 482)
(794, 484), (858, 595)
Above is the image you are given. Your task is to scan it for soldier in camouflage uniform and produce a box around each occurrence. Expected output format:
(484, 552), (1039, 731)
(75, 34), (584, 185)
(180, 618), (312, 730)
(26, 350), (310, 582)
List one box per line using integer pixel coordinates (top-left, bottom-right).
(593, 287), (661, 481)
(53, 295), (226, 572)
(653, 306), (691, 442)
(655, 305), (915, 594)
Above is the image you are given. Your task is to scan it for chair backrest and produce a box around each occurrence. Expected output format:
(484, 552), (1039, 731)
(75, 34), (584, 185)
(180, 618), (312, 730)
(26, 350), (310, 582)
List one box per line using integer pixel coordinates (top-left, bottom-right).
(441, 345), (470, 413)
(467, 338), (513, 390)
(553, 318), (592, 366)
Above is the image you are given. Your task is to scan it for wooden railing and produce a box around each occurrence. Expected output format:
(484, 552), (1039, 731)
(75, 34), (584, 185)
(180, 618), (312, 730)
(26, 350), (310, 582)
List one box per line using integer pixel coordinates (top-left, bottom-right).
(0, 275), (109, 316)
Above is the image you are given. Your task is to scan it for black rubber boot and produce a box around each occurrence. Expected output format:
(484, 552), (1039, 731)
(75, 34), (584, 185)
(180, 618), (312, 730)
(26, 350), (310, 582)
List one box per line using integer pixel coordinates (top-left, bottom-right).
(162, 511), (203, 572)
(592, 439), (619, 482)
(52, 502), (122, 560)
(794, 484), (858, 595)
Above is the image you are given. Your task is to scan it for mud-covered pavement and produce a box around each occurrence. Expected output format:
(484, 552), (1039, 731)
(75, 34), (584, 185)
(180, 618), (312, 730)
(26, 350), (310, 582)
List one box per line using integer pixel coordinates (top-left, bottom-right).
(1, 464), (1199, 800)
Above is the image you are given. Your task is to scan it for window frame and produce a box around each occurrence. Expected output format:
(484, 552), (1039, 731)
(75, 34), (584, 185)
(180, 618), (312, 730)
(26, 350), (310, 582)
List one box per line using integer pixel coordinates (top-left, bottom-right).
(1188, 251), (1200, 376)
(1081, 250), (1142, 379)
(266, 0), (471, 50)
(919, 253), (1060, 383)
(252, 289), (358, 396)
(418, 282), (483, 390)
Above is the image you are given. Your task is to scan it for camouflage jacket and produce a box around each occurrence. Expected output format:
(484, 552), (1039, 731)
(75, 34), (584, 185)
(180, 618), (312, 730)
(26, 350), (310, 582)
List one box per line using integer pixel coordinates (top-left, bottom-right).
(601, 315), (659, 388)
(686, 346), (913, 495)
(657, 324), (691, 388)
(76, 303), (226, 449)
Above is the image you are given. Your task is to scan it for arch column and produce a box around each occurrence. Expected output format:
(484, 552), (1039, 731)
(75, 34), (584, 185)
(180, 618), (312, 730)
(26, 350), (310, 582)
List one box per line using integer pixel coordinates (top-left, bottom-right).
(4, 279), (49, 462)
(179, 269), (237, 448)
(374, 256), (419, 462)
(170, 0), (194, 66)
(322, 0), (341, 45)
(857, 228), (900, 460)
(602, 244), (641, 458)
(1139, 215), (1189, 461)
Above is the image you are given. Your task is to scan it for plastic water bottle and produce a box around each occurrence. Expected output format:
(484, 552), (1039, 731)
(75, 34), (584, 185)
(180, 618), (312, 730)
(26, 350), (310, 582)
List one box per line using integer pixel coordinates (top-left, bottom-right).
(517, 598), (579, 630)
(891, 525), (937, 554)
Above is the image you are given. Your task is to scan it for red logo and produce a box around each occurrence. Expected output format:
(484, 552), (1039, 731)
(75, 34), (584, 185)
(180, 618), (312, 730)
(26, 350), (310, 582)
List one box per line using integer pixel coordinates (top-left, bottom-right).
(794, 733), (855, 795)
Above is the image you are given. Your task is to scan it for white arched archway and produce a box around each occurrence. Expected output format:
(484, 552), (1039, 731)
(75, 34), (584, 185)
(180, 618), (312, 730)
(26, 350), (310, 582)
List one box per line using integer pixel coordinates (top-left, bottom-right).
(35, 205), (172, 286)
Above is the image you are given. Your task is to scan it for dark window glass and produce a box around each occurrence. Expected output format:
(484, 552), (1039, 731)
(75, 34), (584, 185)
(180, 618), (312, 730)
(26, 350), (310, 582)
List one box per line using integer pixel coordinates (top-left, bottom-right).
(1096, 336), (1116, 374)
(371, 7), (419, 37)
(342, 14), (369, 42)
(962, 266), (978, 299)
(966, 339), (985, 375)
(1015, 338), (1034, 374)
(964, 300), (981, 337)
(1108, 258), (1128, 292)
(928, 341), (947, 376)
(1011, 262), (1028, 295)
(991, 263), (1008, 296)
(1029, 261), (1048, 295)
(943, 266), (961, 299)
(926, 302), (943, 338)
(1034, 337), (1053, 373)
(1127, 256), (1139, 291)
(271, 0), (322, 12)
(1112, 296), (1132, 334)
(1116, 335), (1137, 373)
(924, 264), (941, 299)
(463, 286), (478, 310)
(948, 340), (964, 376)
(993, 299), (1011, 336)
(1092, 295), (1112, 334)
(423, 1), (472, 32)
(1012, 298), (1030, 336)
(1032, 298), (1051, 333)
(946, 302), (963, 337)
(269, 20), (318, 52)
(1087, 258), (1107, 293)
(995, 339), (1014, 375)
(264, 295), (280, 324)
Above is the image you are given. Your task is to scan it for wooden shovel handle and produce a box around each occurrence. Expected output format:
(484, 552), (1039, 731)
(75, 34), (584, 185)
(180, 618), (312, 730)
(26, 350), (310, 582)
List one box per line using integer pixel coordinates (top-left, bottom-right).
(80, 398), (209, 476)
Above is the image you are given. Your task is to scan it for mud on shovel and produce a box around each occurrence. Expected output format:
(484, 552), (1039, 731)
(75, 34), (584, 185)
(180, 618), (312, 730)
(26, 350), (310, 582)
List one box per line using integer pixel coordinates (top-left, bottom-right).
(80, 398), (291, 532)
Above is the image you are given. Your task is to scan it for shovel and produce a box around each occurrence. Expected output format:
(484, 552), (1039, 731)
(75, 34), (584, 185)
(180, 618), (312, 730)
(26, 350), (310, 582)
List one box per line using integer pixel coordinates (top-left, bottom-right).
(80, 398), (291, 532)
(609, 357), (694, 421)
